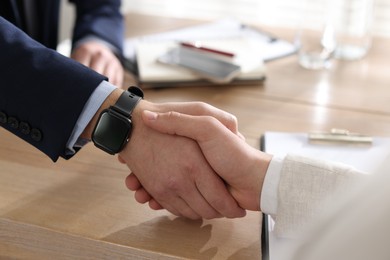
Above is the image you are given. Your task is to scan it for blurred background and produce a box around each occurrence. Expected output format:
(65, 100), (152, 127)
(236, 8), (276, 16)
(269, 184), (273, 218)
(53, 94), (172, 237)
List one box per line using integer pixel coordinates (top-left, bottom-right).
(59, 0), (390, 43)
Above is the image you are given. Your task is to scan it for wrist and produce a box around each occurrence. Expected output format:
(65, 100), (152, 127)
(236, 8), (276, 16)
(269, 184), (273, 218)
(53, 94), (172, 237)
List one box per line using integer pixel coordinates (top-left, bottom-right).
(255, 151), (273, 211)
(84, 86), (144, 155)
(243, 150), (272, 211)
(81, 88), (123, 140)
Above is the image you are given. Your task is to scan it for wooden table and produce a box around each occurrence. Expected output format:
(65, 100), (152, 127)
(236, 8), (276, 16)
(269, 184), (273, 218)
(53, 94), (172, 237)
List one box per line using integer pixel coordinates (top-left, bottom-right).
(1, 13), (390, 259)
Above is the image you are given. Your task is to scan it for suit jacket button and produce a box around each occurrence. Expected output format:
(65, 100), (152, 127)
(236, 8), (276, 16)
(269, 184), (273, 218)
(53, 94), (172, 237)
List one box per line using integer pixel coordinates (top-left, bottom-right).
(8, 117), (19, 129)
(19, 122), (31, 135)
(0, 112), (7, 124)
(31, 128), (42, 142)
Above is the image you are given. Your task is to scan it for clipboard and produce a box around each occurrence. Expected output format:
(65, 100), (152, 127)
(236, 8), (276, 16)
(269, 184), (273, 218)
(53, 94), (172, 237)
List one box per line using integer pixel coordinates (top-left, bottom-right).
(260, 130), (390, 260)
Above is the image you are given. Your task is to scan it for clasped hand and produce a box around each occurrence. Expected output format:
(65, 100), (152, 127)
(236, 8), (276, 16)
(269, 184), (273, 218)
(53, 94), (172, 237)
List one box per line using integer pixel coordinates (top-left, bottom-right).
(71, 41), (124, 87)
(118, 101), (272, 219)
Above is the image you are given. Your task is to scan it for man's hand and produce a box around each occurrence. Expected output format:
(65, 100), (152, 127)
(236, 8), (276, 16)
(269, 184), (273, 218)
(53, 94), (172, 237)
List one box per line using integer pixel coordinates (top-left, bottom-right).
(71, 41), (124, 87)
(135, 110), (273, 211)
(118, 101), (246, 219)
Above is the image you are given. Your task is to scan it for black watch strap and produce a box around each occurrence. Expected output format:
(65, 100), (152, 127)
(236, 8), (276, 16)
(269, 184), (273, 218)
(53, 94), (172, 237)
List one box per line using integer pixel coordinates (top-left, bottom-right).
(112, 86), (143, 118)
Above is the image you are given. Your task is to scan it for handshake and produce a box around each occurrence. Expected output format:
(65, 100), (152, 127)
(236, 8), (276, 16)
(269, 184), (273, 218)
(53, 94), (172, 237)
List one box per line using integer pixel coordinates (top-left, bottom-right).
(117, 100), (273, 219)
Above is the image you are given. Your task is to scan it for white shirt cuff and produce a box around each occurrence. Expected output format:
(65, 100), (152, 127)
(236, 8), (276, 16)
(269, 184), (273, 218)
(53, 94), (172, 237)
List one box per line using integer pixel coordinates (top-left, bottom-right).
(65, 80), (117, 155)
(260, 156), (285, 215)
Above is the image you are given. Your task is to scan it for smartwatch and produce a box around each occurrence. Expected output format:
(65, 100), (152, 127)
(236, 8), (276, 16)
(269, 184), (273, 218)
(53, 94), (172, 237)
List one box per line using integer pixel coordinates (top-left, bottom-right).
(92, 86), (144, 154)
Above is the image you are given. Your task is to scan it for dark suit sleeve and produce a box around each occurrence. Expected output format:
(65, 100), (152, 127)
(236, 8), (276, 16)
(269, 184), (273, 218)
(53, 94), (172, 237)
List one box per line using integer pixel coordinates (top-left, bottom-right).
(70, 0), (124, 56)
(0, 17), (107, 162)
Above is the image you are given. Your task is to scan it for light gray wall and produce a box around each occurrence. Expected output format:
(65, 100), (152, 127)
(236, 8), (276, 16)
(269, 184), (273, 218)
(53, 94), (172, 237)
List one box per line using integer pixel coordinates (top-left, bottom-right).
(58, 0), (75, 42)
(121, 0), (390, 37)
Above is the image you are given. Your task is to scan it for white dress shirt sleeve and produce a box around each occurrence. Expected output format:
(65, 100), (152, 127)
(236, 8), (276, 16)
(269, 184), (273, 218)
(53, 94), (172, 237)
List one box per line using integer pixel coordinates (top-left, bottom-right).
(65, 80), (117, 155)
(260, 156), (285, 215)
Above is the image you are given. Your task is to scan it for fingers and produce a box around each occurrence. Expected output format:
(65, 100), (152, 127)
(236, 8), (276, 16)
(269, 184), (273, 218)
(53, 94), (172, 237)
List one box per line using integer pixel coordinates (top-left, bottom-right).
(89, 52), (123, 87)
(71, 50), (91, 67)
(125, 159), (242, 219)
(156, 102), (239, 136)
(134, 187), (152, 204)
(142, 179), (202, 219)
(141, 110), (248, 217)
(105, 60), (124, 87)
(121, 107), (246, 219)
(149, 199), (163, 210)
(71, 42), (124, 87)
(89, 54), (107, 77)
(126, 142), (244, 219)
(125, 173), (205, 219)
(195, 168), (247, 218)
(141, 169), (221, 219)
(125, 172), (142, 190)
(125, 173), (163, 209)
(118, 155), (126, 164)
(142, 110), (225, 143)
(164, 164), (224, 219)
(163, 162), (245, 219)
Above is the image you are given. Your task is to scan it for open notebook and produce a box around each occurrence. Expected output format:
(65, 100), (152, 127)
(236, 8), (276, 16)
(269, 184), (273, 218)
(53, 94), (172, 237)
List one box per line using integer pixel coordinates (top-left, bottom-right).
(260, 131), (390, 260)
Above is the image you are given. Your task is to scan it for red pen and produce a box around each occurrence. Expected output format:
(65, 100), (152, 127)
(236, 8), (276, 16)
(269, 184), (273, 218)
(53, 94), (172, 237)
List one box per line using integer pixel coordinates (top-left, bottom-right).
(180, 42), (235, 58)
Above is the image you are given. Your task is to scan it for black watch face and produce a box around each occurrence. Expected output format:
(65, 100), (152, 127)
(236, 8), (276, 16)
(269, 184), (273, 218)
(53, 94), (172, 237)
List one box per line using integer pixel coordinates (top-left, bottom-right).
(92, 110), (132, 154)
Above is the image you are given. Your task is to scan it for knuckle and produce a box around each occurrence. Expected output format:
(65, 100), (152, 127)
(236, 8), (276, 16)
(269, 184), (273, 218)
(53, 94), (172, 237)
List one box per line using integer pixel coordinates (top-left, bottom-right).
(165, 176), (182, 193)
(96, 50), (105, 57)
(183, 159), (200, 177)
(210, 197), (228, 214)
(166, 111), (180, 120)
(192, 101), (209, 114)
(203, 116), (223, 132)
(198, 102), (211, 112)
(78, 44), (88, 52)
(205, 116), (219, 125)
(153, 185), (168, 198)
(228, 113), (238, 125)
(226, 113), (238, 130)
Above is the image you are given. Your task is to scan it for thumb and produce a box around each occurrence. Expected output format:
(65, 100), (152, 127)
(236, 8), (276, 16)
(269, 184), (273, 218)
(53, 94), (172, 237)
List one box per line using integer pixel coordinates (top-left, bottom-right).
(141, 110), (223, 143)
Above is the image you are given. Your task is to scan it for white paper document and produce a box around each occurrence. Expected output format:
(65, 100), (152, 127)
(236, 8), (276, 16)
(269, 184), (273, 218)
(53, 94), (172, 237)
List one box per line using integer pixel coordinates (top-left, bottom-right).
(261, 131), (390, 260)
(263, 131), (390, 174)
(124, 19), (296, 63)
(124, 19), (296, 86)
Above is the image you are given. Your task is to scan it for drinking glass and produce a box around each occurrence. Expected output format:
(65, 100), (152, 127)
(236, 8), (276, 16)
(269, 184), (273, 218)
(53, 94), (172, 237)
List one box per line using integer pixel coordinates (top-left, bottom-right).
(333, 0), (374, 60)
(295, 1), (337, 70)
